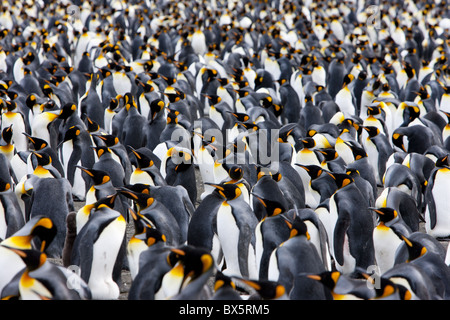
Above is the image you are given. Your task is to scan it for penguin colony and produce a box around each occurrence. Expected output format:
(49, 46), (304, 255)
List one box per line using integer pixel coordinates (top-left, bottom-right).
(0, 0), (449, 301)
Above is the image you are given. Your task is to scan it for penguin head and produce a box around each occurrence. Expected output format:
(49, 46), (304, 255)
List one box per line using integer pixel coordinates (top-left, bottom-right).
(0, 176), (11, 193)
(58, 102), (77, 120)
(301, 137), (316, 149)
(214, 271), (237, 292)
(166, 109), (180, 125)
(92, 146), (112, 159)
(3, 99), (17, 112)
(92, 194), (118, 211)
(123, 92), (137, 110)
(227, 111), (250, 123)
(236, 278), (286, 300)
(401, 235), (427, 262)
(346, 142), (367, 161)
(434, 154), (450, 169)
(28, 216), (57, 253)
(85, 117), (101, 133)
(317, 148), (339, 161)
(2, 248), (46, 272)
(366, 105), (382, 117)
(223, 164), (244, 182)
(22, 132), (48, 151)
(369, 207), (398, 224)
(149, 99), (165, 121)
(108, 97), (120, 111)
(95, 134), (120, 147)
(295, 164), (324, 180)
(1, 124), (13, 144)
(129, 147), (154, 169)
(168, 245), (214, 285)
(163, 87), (185, 103)
(31, 150), (53, 168)
(375, 278), (411, 300)
(128, 206), (156, 237)
(326, 172), (354, 189)
(342, 73), (354, 88)
(77, 166), (111, 186)
(361, 125), (380, 138)
(284, 215), (310, 240)
(306, 271), (341, 290)
(117, 188), (155, 211)
(392, 131), (406, 152)
(167, 147), (193, 172)
(142, 227), (167, 247)
(61, 125), (82, 144)
(206, 182), (242, 201)
(203, 93), (222, 106)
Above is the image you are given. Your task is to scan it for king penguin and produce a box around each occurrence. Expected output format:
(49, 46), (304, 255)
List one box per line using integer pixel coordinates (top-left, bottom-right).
(327, 172), (375, 275)
(211, 182), (258, 279)
(361, 125), (394, 186)
(268, 215), (332, 300)
(424, 155), (450, 239)
(250, 175), (292, 280)
(70, 194), (126, 300)
(58, 125), (96, 201)
(370, 207), (411, 275)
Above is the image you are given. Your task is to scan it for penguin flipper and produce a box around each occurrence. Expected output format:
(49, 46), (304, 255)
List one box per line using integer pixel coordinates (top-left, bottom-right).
(425, 170), (438, 230)
(333, 211), (350, 267)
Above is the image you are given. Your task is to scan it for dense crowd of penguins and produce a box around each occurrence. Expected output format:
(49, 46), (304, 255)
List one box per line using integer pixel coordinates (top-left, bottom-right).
(0, 0), (449, 300)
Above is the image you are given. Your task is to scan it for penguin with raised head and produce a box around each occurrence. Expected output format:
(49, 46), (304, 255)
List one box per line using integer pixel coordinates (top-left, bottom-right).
(1, 100), (27, 153)
(70, 194), (126, 300)
(92, 146), (126, 191)
(77, 166), (125, 217)
(27, 150), (62, 179)
(0, 125), (16, 162)
(295, 164), (337, 209)
(58, 125), (95, 201)
(251, 175), (292, 280)
(128, 147), (166, 187)
(122, 182), (193, 246)
(121, 93), (148, 153)
(94, 134), (132, 185)
(22, 133), (64, 179)
(144, 98), (166, 151)
(117, 187), (182, 246)
(361, 125), (394, 186)
(126, 207), (165, 280)
(163, 146), (197, 205)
